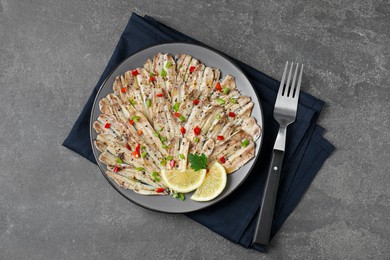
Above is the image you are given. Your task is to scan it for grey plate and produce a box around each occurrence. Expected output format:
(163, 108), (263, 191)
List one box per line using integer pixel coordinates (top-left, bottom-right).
(90, 43), (263, 213)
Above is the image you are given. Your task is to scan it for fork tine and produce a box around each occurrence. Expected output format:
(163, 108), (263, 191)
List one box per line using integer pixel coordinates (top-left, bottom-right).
(283, 62), (294, 96)
(293, 64), (304, 98)
(278, 62), (289, 97)
(288, 63), (299, 97)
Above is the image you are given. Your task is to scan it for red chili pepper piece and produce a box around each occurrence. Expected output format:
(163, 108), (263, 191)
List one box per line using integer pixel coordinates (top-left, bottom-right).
(219, 156), (226, 164)
(113, 166), (119, 173)
(150, 76), (155, 81)
(170, 160), (176, 168)
(104, 123), (111, 128)
(180, 127), (186, 134)
(131, 69), (138, 76)
(194, 126), (201, 136)
(174, 112), (180, 118)
(155, 187), (165, 193)
(157, 93), (163, 97)
(217, 135), (224, 140)
(132, 151), (140, 158)
(228, 112), (236, 118)
(189, 66), (196, 73)
(135, 144), (141, 153)
(215, 82), (222, 91)
(125, 144), (131, 150)
(121, 87), (126, 93)
(193, 99), (200, 105)
(129, 119), (134, 125)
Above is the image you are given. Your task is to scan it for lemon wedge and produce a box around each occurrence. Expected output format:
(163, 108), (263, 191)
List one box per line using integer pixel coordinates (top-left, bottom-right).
(191, 162), (227, 202)
(160, 168), (207, 193)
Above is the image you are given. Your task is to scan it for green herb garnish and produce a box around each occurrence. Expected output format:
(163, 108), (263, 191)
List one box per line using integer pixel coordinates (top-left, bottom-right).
(141, 151), (147, 158)
(165, 61), (172, 68)
(216, 98), (226, 105)
(179, 115), (186, 122)
(179, 154), (185, 160)
(241, 139), (250, 148)
(129, 99), (137, 105)
(188, 153), (208, 171)
(146, 99), (151, 108)
(131, 116), (141, 122)
(179, 193), (185, 201)
(161, 69), (167, 78)
(136, 167), (145, 171)
(230, 98), (237, 104)
(116, 158), (123, 164)
(173, 102), (180, 112)
(151, 172), (160, 181)
(166, 155), (173, 161)
(194, 137), (199, 143)
(223, 87), (229, 94)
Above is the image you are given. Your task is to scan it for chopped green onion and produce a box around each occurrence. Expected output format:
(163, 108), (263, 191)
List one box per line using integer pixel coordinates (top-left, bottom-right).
(160, 136), (167, 143)
(179, 193), (185, 201)
(152, 171), (158, 177)
(173, 102), (180, 112)
(161, 69), (167, 78)
(216, 115), (221, 120)
(141, 151), (147, 158)
(230, 98), (237, 104)
(162, 144), (168, 149)
(116, 158), (123, 164)
(179, 154), (185, 160)
(223, 87), (229, 94)
(179, 115), (186, 122)
(165, 61), (172, 68)
(129, 99), (137, 105)
(194, 137), (199, 143)
(241, 139), (250, 148)
(166, 155), (173, 161)
(153, 176), (161, 182)
(146, 99), (151, 108)
(149, 72), (154, 76)
(216, 98), (226, 104)
(141, 145), (146, 149)
(153, 132), (159, 137)
(160, 159), (167, 166)
(136, 167), (144, 171)
(172, 192), (179, 198)
(131, 116), (141, 122)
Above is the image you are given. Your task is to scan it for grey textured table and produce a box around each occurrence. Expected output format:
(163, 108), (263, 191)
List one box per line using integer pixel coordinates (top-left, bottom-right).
(1, 1), (389, 259)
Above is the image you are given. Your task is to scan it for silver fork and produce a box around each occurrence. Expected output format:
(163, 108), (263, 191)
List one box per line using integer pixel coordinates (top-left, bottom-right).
(253, 62), (303, 249)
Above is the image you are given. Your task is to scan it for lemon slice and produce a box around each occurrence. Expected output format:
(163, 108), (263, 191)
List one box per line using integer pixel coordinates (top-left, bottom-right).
(191, 162), (227, 202)
(160, 168), (207, 193)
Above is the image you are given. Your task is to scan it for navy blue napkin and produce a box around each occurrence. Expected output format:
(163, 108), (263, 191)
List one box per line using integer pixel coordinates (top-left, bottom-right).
(63, 13), (334, 252)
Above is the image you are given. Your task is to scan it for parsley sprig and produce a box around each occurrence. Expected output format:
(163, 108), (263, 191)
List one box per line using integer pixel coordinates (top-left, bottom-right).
(188, 153), (208, 171)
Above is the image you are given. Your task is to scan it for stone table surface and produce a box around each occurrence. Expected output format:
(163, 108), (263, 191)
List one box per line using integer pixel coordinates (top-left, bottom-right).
(1, 0), (389, 259)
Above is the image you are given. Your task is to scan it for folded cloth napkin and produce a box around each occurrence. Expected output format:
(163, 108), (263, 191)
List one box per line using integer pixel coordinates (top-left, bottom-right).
(63, 13), (334, 252)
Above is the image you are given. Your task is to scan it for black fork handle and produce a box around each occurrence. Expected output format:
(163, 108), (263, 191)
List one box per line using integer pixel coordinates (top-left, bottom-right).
(252, 149), (284, 249)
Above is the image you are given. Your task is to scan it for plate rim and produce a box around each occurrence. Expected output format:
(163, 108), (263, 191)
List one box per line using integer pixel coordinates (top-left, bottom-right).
(90, 42), (264, 213)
